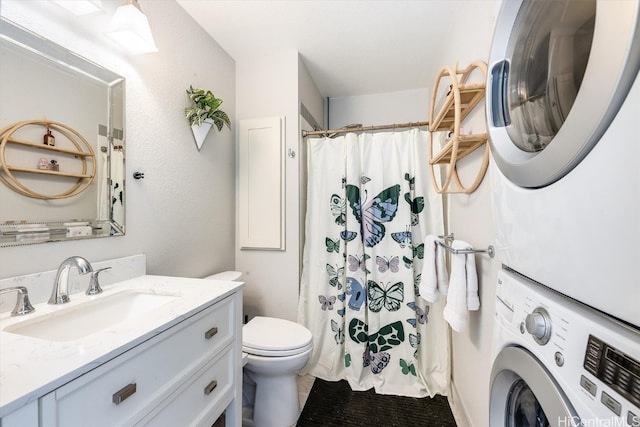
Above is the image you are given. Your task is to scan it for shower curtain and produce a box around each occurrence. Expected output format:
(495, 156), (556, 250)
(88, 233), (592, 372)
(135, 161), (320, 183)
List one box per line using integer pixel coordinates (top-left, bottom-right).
(299, 129), (450, 397)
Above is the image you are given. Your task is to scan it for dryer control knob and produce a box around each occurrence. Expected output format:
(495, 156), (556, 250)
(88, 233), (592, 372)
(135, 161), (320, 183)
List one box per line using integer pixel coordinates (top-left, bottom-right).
(525, 307), (552, 345)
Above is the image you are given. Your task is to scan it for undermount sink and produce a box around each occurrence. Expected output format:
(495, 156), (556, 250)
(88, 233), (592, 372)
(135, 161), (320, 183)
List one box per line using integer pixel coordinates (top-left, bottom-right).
(3, 290), (178, 342)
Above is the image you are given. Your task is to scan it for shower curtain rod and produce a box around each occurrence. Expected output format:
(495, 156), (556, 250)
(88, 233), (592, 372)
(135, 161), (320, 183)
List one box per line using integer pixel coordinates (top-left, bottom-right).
(301, 121), (430, 138)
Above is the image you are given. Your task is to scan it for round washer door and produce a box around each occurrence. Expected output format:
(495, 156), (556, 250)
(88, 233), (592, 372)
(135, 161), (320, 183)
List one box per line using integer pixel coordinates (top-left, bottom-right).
(490, 346), (576, 426)
(487, 0), (640, 188)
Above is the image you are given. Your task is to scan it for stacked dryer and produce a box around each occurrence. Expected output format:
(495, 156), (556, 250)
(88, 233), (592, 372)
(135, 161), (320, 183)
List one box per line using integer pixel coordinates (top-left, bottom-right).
(486, 0), (640, 425)
(487, 0), (640, 332)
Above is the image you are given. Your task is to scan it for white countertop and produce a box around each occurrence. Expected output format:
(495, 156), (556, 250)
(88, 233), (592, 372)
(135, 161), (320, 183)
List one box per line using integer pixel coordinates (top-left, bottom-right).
(0, 275), (243, 417)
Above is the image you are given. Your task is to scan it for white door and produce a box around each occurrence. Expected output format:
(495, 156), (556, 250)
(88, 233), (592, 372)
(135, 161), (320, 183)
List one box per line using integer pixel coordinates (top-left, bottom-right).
(487, 0), (640, 188)
(490, 346), (576, 426)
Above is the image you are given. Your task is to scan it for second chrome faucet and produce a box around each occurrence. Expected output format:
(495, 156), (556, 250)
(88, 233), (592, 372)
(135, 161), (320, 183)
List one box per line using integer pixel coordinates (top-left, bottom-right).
(48, 256), (94, 305)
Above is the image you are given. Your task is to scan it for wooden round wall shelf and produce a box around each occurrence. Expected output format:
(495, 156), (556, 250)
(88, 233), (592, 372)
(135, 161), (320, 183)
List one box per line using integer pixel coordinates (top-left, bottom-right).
(0, 120), (96, 199)
(428, 61), (489, 194)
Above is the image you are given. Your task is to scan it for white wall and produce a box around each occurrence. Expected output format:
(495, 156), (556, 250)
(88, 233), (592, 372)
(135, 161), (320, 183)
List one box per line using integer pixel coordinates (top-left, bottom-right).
(420, 3), (501, 425)
(298, 56), (326, 271)
(329, 89), (428, 128)
(0, 1), (236, 281)
(299, 56), (325, 129)
(235, 52), (324, 322)
(442, 105), (499, 427)
(330, 2), (500, 425)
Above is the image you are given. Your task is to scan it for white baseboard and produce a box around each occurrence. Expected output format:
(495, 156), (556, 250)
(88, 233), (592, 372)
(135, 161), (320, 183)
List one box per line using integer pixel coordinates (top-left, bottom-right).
(448, 381), (472, 427)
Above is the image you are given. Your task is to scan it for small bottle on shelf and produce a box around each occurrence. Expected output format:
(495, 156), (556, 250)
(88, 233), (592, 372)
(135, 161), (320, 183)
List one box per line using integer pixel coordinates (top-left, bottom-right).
(43, 127), (55, 146)
(49, 159), (59, 171)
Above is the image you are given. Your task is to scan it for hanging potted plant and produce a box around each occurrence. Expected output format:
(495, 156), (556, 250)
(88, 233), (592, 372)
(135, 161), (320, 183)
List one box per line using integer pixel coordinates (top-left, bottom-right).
(184, 85), (231, 151)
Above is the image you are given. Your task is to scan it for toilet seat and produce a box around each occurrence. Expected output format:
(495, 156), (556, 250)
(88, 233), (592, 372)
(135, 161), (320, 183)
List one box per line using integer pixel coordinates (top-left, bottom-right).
(243, 341), (313, 358)
(243, 316), (312, 357)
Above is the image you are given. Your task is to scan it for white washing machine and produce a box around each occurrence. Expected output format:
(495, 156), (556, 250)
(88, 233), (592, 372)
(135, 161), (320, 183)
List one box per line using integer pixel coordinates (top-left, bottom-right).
(490, 267), (640, 426)
(486, 0), (640, 328)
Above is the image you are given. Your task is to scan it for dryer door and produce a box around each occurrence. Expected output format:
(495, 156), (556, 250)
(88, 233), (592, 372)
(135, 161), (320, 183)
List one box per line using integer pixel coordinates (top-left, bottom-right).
(487, 0), (640, 188)
(490, 346), (576, 426)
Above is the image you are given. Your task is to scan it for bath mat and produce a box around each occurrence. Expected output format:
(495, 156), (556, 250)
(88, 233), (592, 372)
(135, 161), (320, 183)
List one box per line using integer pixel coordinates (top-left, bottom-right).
(297, 378), (457, 426)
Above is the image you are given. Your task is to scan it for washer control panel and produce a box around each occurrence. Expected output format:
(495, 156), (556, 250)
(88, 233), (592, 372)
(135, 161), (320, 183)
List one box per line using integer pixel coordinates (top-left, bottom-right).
(583, 335), (640, 410)
(496, 267), (640, 422)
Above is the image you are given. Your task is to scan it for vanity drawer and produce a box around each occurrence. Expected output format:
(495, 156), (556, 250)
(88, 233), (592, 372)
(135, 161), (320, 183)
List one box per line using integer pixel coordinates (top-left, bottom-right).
(139, 346), (234, 426)
(48, 296), (235, 426)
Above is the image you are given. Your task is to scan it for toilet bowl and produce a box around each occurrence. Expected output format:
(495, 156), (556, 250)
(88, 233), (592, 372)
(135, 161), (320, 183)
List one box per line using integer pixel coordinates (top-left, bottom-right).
(204, 272), (313, 427)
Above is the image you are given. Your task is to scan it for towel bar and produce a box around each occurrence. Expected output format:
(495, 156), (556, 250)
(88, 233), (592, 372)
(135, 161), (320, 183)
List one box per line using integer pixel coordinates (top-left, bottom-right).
(438, 233), (455, 242)
(436, 234), (495, 258)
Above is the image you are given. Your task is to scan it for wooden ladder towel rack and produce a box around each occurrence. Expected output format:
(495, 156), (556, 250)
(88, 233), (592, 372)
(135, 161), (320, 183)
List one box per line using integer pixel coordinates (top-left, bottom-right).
(428, 61), (489, 194)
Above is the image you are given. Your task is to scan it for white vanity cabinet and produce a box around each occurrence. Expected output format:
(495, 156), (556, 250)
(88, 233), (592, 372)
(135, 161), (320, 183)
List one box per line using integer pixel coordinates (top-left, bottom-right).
(0, 400), (38, 427)
(38, 292), (242, 427)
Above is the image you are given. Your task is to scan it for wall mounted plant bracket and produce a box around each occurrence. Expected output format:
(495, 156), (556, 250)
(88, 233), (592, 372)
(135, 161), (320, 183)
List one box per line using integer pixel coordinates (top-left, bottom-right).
(190, 119), (213, 151)
(184, 86), (230, 151)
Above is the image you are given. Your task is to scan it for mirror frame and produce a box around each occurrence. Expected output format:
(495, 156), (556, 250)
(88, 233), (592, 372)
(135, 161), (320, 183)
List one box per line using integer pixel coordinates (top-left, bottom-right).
(0, 18), (126, 247)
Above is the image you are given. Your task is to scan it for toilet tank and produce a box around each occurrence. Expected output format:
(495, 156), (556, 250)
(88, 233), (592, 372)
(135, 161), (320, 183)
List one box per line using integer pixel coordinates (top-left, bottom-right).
(204, 271), (243, 281)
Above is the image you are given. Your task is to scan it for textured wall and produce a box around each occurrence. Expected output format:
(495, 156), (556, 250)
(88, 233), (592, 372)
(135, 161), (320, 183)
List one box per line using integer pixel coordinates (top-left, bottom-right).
(0, 1), (236, 280)
(234, 50), (301, 322)
(419, 3), (501, 425)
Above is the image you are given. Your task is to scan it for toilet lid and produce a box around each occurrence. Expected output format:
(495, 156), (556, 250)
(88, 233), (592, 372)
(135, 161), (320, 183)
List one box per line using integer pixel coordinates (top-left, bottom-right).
(243, 316), (312, 354)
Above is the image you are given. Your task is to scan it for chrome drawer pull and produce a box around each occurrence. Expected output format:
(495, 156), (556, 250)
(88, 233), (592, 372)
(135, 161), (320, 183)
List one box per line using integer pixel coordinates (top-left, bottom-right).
(204, 326), (218, 339)
(204, 380), (218, 395)
(112, 383), (137, 405)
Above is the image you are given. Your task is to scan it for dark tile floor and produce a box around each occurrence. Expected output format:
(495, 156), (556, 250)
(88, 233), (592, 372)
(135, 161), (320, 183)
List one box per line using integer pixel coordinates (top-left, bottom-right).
(297, 378), (457, 426)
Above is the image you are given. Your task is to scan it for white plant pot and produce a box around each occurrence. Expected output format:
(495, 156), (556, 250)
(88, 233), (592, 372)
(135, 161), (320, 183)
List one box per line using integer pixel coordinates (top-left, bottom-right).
(191, 119), (213, 151)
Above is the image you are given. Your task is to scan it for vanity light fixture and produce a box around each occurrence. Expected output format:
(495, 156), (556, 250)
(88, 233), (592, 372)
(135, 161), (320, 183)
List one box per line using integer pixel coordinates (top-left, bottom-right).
(106, 0), (158, 55)
(54, 0), (102, 15)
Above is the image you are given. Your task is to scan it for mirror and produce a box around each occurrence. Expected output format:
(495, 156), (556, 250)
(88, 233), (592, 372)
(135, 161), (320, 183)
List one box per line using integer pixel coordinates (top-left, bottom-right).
(0, 19), (125, 247)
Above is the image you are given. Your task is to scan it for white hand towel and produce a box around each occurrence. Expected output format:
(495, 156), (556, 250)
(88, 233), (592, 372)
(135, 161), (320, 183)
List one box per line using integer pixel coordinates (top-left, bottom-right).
(419, 234), (449, 302)
(443, 240), (480, 332)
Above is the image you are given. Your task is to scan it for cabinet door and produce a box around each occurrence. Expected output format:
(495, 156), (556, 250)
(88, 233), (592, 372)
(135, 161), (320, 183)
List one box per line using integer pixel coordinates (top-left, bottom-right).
(238, 116), (285, 250)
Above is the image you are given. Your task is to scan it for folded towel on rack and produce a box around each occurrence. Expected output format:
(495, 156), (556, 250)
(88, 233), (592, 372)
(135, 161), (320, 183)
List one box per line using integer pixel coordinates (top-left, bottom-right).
(443, 240), (480, 332)
(419, 234), (449, 302)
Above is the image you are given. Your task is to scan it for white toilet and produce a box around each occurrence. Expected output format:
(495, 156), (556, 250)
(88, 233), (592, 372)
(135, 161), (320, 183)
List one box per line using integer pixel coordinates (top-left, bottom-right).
(205, 272), (313, 427)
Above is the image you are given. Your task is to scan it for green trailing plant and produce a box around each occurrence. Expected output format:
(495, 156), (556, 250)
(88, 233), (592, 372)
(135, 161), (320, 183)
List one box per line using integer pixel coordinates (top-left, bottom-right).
(184, 85), (231, 131)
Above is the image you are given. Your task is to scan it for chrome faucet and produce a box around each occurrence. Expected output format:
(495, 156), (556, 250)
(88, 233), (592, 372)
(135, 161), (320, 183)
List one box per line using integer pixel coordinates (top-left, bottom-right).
(0, 287), (35, 316)
(48, 256), (93, 305)
(86, 267), (111, 296)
